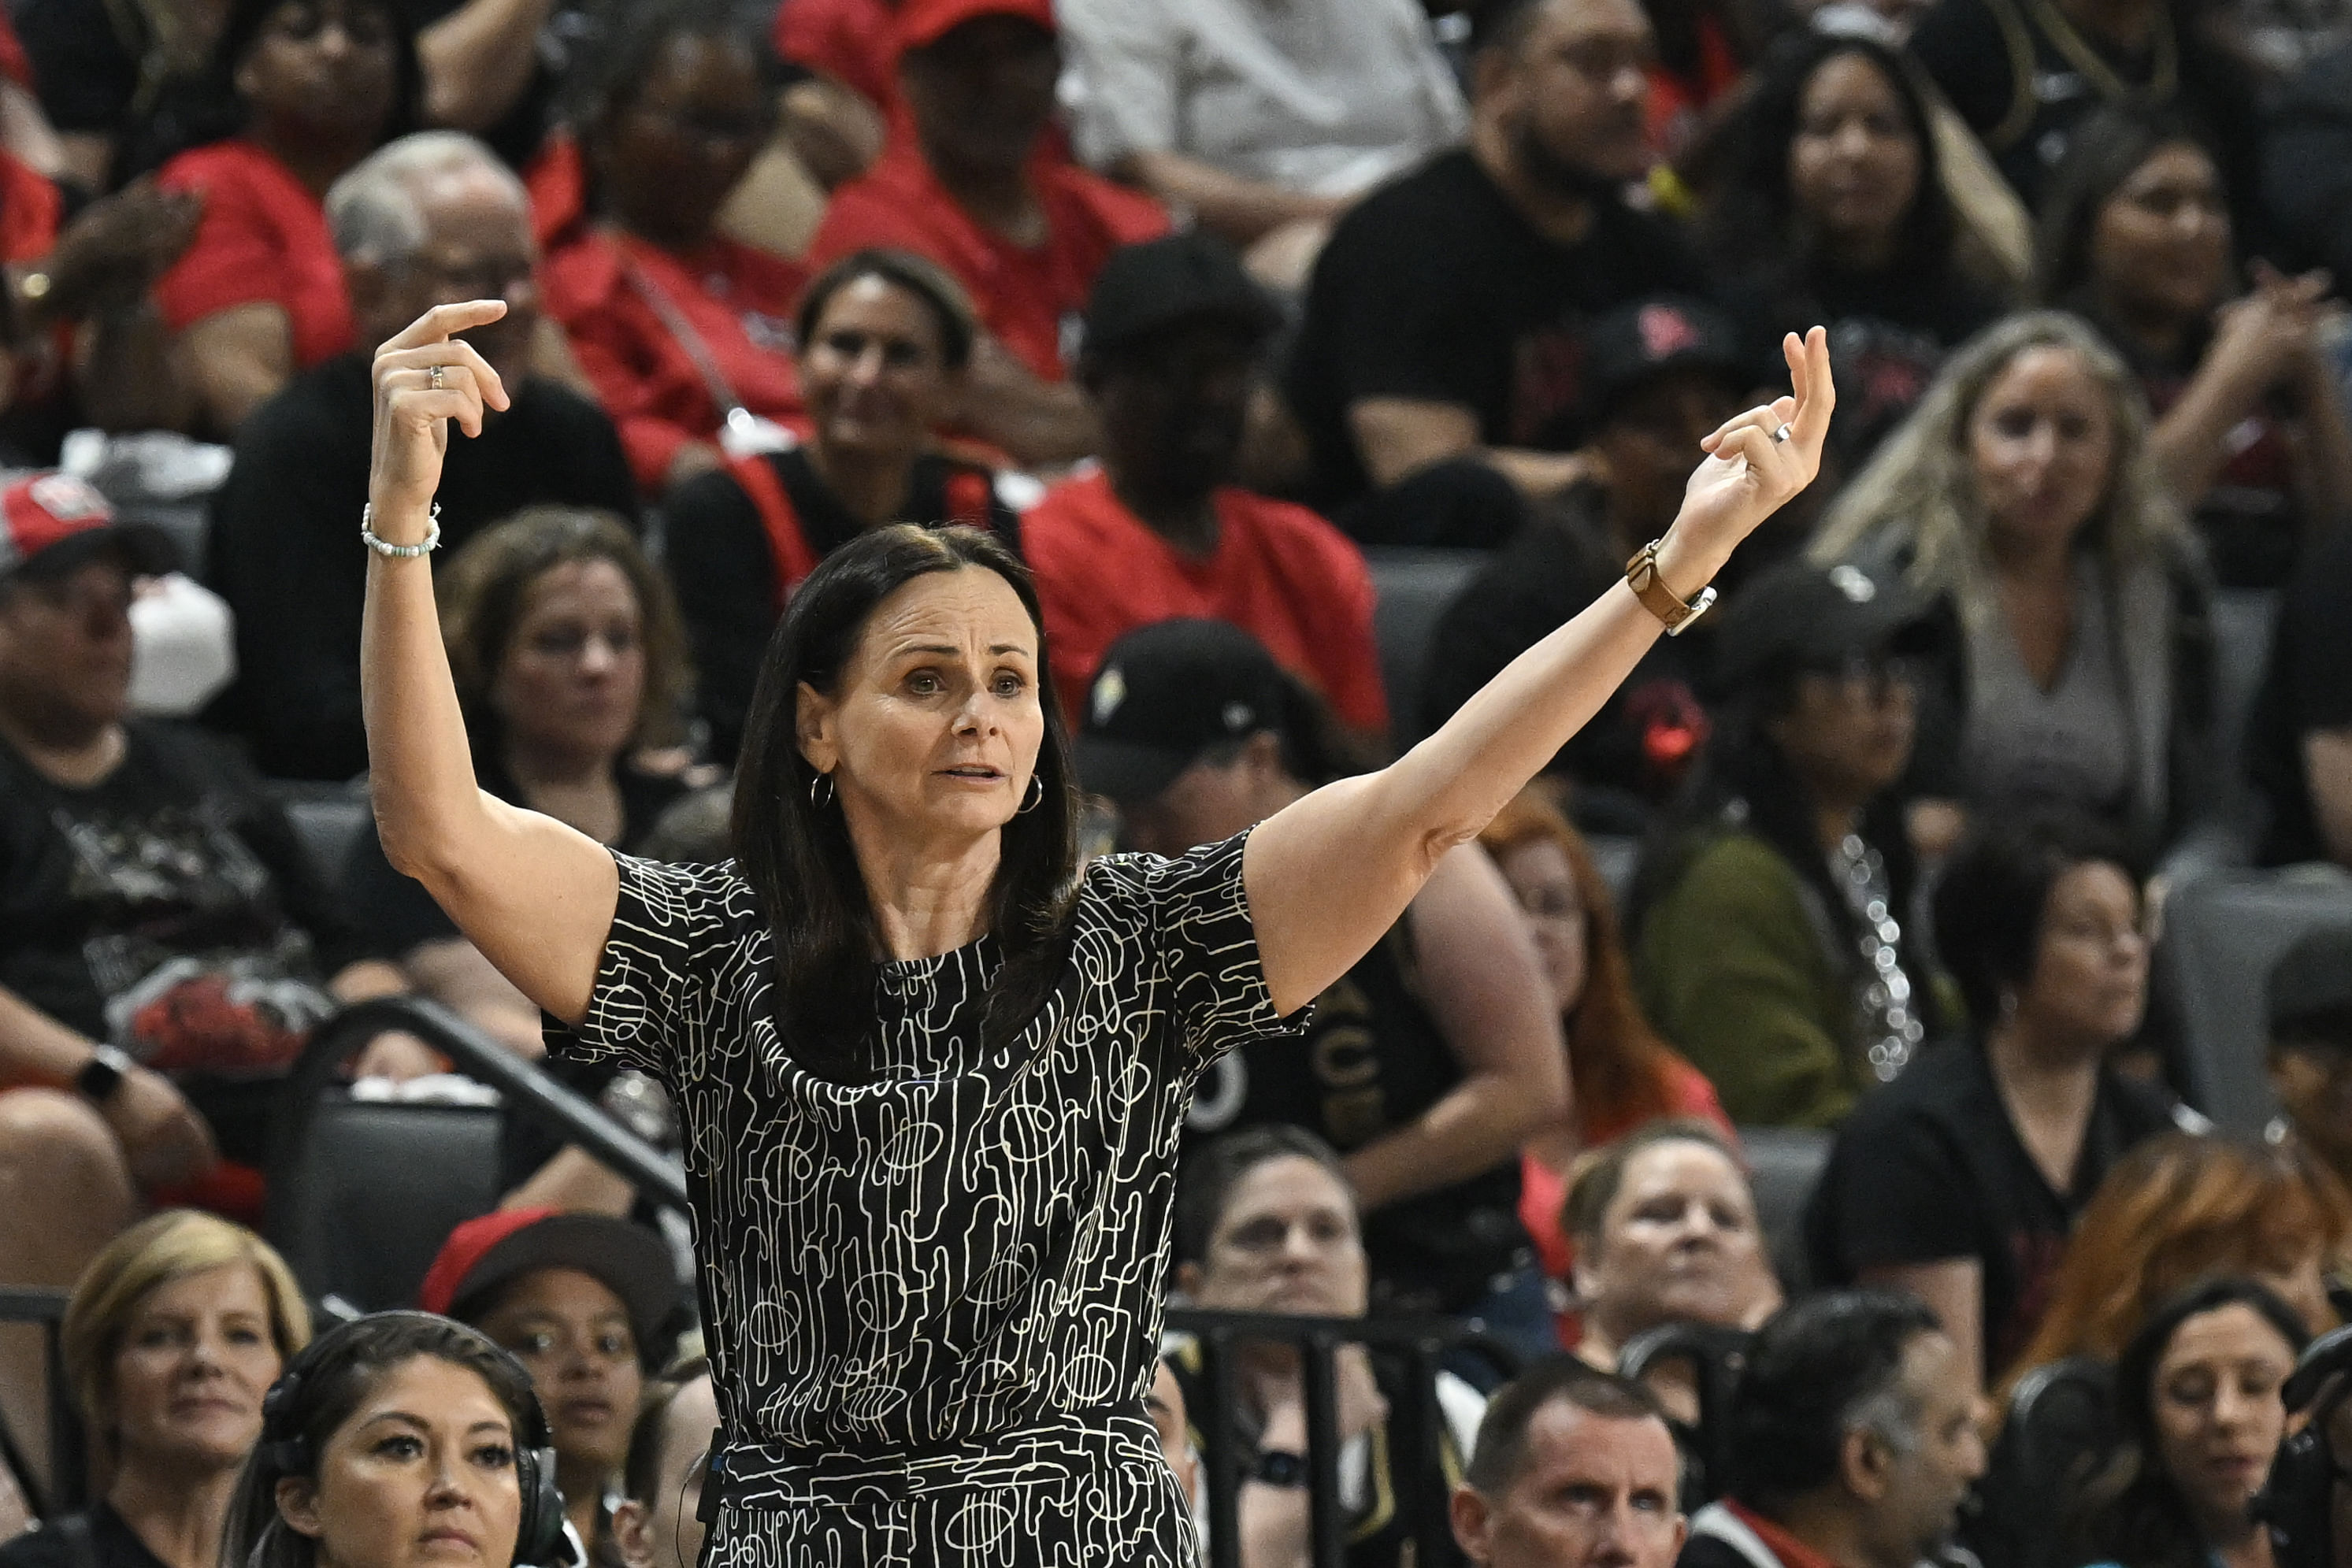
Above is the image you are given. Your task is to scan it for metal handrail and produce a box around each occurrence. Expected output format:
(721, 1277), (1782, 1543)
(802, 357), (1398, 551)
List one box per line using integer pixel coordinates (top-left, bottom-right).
(0, 1286), (81, 1518)
(269, 995), (687, 1214)
(1163, 1305), (1520, 1568)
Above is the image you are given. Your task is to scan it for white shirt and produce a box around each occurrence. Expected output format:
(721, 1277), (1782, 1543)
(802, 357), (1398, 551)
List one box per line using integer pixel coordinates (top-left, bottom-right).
(1057, 0), (1467, 199)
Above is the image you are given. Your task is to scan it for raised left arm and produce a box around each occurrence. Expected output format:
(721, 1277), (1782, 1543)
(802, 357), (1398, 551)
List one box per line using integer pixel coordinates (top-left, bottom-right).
(1245, 329), (1833, 1016)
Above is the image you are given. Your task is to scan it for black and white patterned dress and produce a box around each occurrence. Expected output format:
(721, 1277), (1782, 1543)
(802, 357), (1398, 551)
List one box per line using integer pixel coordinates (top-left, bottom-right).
(557, 829), (1299, 1565)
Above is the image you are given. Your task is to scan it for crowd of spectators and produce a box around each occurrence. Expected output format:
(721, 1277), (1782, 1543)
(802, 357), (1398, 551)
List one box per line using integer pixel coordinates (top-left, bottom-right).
(3, 0), (2352, 1560)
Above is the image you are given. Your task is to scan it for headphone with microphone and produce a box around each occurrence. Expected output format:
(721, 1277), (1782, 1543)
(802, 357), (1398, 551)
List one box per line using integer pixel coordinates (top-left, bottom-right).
(254, 1311), (573, 1568)
(2257, 1323), (2352, 1568)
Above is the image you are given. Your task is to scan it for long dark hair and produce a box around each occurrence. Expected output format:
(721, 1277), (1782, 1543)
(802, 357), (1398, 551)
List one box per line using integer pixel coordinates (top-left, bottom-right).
(2068, 1276), (2309, 1568)
(730, 524), (1080, 1081)
(222, 1313), (542, 1568)
(1700, 34), (1954, 295)
(2035, 106), (2230, 311)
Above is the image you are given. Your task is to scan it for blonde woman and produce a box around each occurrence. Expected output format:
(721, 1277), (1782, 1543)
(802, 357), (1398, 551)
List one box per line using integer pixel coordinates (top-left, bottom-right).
(1809, 310), (2215, 865)
(0, 1211), (310, 1568)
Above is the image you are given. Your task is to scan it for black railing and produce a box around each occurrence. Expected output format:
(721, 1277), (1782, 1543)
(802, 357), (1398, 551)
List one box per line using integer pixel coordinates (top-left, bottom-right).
(0, 1287), (81, 1517)
(273, 995), (687, 1211)
(1616, 1320), (1753, 1507)
(1164, 1306), (1520, 1568)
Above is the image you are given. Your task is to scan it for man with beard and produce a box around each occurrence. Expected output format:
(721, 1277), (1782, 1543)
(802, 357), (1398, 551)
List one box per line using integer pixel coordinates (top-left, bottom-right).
(1283, 0), (1712, 548)
(1024, 232), (1389, 748)
(208, 131), (635, 782)
(1677, 1292), (1987, 1568)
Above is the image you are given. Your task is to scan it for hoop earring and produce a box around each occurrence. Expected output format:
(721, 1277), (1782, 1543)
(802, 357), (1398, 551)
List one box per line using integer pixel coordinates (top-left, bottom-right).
(1017, 774), (1045, 814)
(809, 771), (835, 810)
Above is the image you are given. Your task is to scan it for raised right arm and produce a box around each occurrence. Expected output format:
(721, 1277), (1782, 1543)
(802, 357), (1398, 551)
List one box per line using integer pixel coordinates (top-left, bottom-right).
(359, 301), (618, 1026)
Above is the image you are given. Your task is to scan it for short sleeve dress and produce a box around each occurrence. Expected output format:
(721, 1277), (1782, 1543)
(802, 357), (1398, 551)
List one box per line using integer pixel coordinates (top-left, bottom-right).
(556, 828), (1300, 1563)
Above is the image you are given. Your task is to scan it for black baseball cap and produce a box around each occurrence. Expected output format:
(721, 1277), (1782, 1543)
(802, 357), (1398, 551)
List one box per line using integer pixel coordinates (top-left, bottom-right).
(2269, 925), (2352, 1036)
(1580, 295), (1749, 424)
(1711, 559), (1938, 693)
(1074, 618), (1287, 805)
(1081, 234), (1282, 361)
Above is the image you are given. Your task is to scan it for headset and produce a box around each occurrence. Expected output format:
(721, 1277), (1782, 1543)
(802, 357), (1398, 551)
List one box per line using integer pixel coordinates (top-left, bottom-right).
(2257, 1323), (2352, 1568)
(254, 1311), (573, 1568)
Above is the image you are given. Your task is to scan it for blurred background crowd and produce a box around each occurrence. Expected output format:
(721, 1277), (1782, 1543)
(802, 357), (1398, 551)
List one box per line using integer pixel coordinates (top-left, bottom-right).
(3, 0), (2352, 1561)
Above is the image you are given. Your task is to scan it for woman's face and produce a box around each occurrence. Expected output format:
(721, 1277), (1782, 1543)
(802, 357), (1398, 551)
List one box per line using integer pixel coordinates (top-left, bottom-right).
(111, 1263), (283, 1473)
(236, 0), (397, 141)
(1968, 345), (2117, 554)
(1787, 52), (1921, 262)
(797, 568), (1046, 850)
(280, 1355), (523, 1568)
(800, 277), (961, 468)
(1577, 1142), (1775, 1344)
(2018, 861), (2148, 1051)
(2149, 1303), (2295, 1536)
(1493, 839), (1590, 1017)
(1188, 1156), (1368, 1319)
(598, 33), (769, 249)
(1767, 653), (1918, 809)
(2089, 143), (2233, 328)
(492, 559), (646, 773)
(473, 1267), (643, 1483)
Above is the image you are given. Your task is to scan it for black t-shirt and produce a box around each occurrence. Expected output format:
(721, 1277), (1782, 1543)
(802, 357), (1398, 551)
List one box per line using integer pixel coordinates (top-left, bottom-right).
(1416, 483), (1712, 815)
(1285, 149), (1709, 510)
(0, 1503), (173, 1568)
(0, 721), (356, 1065)
(664, 447), (1022, 765)
(206, 352), (639, 783)
(2248, 525), (2352, 864)
(1182, 917), (1530, 1314)
(1801, 1040), (2179, 1381)
(1909, 0), (2264, 228)
(13, 0), (139, 137)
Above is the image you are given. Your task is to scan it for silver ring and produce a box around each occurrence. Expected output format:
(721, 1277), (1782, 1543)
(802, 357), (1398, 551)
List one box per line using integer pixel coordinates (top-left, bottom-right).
(1771, 422), (1792, 444)
(427, 364), (444, 390)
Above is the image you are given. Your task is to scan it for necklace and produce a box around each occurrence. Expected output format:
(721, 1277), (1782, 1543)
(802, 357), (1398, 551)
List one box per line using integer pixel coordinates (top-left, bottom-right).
(1829, 833), (1926, 1083)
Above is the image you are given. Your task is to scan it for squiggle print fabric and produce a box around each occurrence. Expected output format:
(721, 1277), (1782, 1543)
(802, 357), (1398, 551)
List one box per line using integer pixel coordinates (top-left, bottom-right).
(558, 829), (1300, 1562)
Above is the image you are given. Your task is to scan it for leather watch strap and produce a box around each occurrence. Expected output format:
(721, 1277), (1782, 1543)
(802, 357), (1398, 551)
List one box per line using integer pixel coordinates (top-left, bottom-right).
(1625, 540), (1717, 636)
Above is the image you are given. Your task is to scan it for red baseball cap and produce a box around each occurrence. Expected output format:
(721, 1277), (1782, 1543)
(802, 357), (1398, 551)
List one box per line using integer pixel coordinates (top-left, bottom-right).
(894, 0), (1055, 55)
(417, 1207), (682, 1347)
(0, 471), (175, 581)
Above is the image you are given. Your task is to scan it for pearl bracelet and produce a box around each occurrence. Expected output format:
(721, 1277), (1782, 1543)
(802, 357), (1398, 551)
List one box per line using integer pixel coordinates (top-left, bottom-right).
(361, 502), (441, 558)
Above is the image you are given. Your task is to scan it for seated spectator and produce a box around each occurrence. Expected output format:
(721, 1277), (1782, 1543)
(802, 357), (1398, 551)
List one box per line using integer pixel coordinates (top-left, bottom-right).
(1678, 1292), (1987, 1568)
(1905, 0), (2262, 221)
(2249, 523), (2352, 869)
(11, 0), (197, 194)
(0, 1211), (308, 1568)
(664, 249), (1018, 765)
(341, 509), (689, 1078)
(610, 1356), (716, 1568)
(1419, 295), (1749, 810)
(2064, 1277), (2308, 1568)
(1810, 312), (2217, 866)
(1700, 33), (2005, 462)
(417, 1207), (682, 1554)
(1056, 0), (1465, 282)
(216, 1312), (548, 1568)
(1282, 0), (1710, 544)
(1145, 1360), (1203, 1526)
(1166, 1126), (1489, 1566)
(1026, 234), (1386, 743)
(208, 132), (636, 784)
(807, 0), (1170, 469)
(2039, 108), (2352, 590)
(1629, 560), (1940, 1128)
(1562, 1122), (1782, 1377)
(1804, 812), (2185, 1385)
(149, 0), (422, 436)
(1080, 619), (1567, 1346)
(2266, 928), (2352, 1194)
(0, 492), (412, 1380)
(539, 0), (807, 496)
(1449, 1359), (1687, 1568)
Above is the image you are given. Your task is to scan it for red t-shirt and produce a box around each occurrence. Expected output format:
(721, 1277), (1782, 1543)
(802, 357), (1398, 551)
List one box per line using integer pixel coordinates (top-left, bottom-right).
(153, 139), (353, 369)
(540, 226), (810, 491)
(774, 0), (900, 112)
(0, 10), (33, 90)
(1023, 466), (1387, 735)
(0, 149), (58, 264)
(808, 142), (1169, 383)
